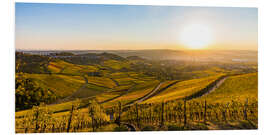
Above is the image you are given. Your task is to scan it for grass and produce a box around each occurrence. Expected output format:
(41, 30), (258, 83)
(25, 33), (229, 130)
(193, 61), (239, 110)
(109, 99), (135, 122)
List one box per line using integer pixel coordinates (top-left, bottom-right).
(108, 72), (129, 79)
(47, 62), (62, 73)
(108, 72), (154, 86)
(70, 83), (111, 99)
(111, 85), (133, 92)
(96, 124), (119, 132)
(95, 92), (121, 103)
(48, 60), (98, 75)
(86, 76), (117, 89)
(16, 73), (113, 115)
(101, 80), (160, 107)
(15, 72), (258, 132)
(15, 97), (93, 118)
(103, 60), (130, 70)
(95, 85), (135, 103)
(193, 72), (258, 103)
(15, 52), (258, 132)
(20, 73), (85, 98)
(116, 80), (160, 102)
(115, 77), (137, 86)
(142, 74), (224, 103)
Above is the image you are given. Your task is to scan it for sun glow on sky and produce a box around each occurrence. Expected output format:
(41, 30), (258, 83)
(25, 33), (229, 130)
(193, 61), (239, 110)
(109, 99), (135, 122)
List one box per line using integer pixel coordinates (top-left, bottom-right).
(180, 23), (214, 49)
(15, 4), (258, 50)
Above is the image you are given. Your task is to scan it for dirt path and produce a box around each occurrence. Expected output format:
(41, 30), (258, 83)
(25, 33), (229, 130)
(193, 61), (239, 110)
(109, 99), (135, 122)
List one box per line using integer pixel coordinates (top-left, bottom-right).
(99, 85), (136, 104)
(124, 82), (164, 106)
(137, 82), (163, 103)
(203, 77), (227, 95)
(125, 80), (182, 106)
(184, 76), (227, 100)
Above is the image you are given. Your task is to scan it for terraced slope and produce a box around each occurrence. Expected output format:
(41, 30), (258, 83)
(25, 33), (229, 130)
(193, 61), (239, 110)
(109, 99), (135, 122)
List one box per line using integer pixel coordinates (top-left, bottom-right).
(68, 83), (110, 99)
(97, 85), (134, 104)
(19, 73), (85, 98)
(142, 74), (224, 103)
(101, 80), (160, 107)
(86, 76), (117, 89)
(102, 60), (131, 70)
(193, 72), (258, 103)
(184, 75), (227, 100)
(48, 60), (99, 75)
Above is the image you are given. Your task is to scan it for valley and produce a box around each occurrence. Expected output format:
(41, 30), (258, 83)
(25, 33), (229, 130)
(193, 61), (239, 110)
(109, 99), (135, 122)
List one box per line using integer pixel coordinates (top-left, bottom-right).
(15, 50), (258, 132)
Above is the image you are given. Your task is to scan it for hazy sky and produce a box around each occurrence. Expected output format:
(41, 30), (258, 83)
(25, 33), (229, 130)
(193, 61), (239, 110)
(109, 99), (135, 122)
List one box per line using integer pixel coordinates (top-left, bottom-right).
(15, 3), (258, 50)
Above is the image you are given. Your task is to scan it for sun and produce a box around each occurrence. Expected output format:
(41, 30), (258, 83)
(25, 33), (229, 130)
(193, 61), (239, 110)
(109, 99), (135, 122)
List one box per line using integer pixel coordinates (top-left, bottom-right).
(180, 23), (214, 49)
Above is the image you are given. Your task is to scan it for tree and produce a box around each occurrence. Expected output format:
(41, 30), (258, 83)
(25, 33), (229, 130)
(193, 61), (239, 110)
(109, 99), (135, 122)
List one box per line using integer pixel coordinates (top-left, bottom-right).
(15, 75), (56, 111)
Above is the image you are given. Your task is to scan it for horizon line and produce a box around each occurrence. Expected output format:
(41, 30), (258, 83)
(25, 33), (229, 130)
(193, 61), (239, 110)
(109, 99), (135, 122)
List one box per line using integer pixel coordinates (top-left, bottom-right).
(15, 48), (258, 52)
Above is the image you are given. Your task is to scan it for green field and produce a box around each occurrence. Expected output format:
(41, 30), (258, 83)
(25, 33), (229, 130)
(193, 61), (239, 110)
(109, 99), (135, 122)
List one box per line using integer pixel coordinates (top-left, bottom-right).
(86, 76), (117, 88)
(103, 60), (131, 70)
(69, 83), (111, 99)
(101, 80), (160, 107)
(48, 60), (99, 75)
(193, 73), (258, 103)
(15, 51), (258, 132)
(19, 73), (85, 98)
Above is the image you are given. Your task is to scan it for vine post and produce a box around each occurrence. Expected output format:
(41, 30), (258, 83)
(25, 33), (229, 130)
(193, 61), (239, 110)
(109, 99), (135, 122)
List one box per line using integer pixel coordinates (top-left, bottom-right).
(244, 98), (248, 120)
(204, 100), (207, 124)
(160, 101), (164, 127)
(184, 100), (187, 127)
(66, 105), (74, 132)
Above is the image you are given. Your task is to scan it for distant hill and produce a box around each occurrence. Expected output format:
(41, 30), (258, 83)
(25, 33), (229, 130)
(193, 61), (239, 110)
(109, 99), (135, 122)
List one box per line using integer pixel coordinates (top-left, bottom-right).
(16, 52), (51, 74)
(58, 52), (127, 65)
(50, 52), (75, 56)
(19, 49), (257, 62)
(126, 56), (146, 61)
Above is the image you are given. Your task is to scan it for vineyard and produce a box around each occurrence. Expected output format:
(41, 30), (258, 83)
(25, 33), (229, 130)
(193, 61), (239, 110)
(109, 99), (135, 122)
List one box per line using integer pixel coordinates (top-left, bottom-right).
(15, 73), (258, 133)
(15, 98), (257, 133)
(15, 51), (258, 132)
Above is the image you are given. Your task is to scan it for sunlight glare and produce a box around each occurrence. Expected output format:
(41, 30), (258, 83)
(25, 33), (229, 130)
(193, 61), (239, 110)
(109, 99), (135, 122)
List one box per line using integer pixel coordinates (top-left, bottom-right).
(180, 23), (214, 49)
